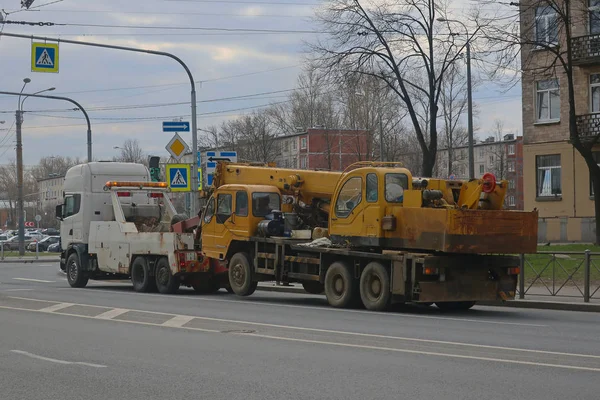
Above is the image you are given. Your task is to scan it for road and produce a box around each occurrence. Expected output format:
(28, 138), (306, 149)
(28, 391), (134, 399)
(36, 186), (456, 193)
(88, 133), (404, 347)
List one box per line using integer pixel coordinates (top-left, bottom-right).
(1, 262), (599, 400)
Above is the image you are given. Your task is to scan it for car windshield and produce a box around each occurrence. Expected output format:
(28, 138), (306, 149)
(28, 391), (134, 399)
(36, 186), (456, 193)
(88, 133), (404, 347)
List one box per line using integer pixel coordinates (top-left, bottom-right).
(0, 235), (7, 241)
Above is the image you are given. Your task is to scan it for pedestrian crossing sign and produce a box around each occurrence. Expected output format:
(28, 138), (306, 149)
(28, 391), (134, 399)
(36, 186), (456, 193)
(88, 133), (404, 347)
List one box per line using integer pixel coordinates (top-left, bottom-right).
(31, 42), (59, 73)
(166, 164), (191, 192)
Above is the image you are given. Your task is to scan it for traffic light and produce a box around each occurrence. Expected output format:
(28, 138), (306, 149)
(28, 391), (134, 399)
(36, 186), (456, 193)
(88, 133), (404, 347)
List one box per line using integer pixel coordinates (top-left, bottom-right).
(148, 156), (161, 182)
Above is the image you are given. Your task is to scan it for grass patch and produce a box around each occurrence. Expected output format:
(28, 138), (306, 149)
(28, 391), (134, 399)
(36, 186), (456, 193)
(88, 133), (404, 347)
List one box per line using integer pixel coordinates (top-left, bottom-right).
(0, 251), (57, 258)
(522, 245), (600, 286)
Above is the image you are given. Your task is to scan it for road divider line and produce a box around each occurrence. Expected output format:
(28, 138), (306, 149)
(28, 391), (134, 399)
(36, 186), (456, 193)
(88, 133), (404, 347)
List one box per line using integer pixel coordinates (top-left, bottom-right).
(10, 350), (106, 368)
(162, 315), (194, 328)
(38, 302), (73, 313)
(13, 278), (55, 283)
(95, 308), (129, 320)
(239, 333), (600, 373)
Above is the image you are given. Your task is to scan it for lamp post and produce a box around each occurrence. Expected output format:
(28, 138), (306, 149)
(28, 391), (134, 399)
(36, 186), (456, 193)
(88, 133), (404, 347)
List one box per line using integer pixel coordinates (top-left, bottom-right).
(438, 18), (475, 180)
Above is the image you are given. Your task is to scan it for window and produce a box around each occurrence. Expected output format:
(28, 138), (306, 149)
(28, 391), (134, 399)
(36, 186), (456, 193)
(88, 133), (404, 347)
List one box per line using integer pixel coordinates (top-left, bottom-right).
(589, 152), (600, 196)
(235, 191), (248, 217)
(300, 137), (307, 149)
(216, 194), (232, 224)
(509, 179), (516, 189)
(535, 6), (558, 46)
(335, 177), (362, 218)
(508, 161), (516, 172)
(292, 140), (297, 150)
(479, 164), (485, 174)
(252, 192), (280, 217)
(366, 173), (378, 202)
(591, 74), (600, 113)
(590, 0), (600, 35)
(479, 148), (484, 159)
(489, 155), (495, 165)
(385, 173), (408, 203)
(536, 79), (560, 122)
(536, 154), (562, 197)
(300, 156), (307, 169)
(64, 194), (81, 218)
(507, 196), (516, 207)
(508, 144), (515, 155)
(291, 157), (297, 168)
(203, 197), (215, 223)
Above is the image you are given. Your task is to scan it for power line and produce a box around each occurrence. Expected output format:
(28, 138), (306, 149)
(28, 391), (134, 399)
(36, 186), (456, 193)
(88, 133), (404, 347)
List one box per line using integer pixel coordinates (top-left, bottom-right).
(163, 0), (321, 5)
(29, 9), (312, 18)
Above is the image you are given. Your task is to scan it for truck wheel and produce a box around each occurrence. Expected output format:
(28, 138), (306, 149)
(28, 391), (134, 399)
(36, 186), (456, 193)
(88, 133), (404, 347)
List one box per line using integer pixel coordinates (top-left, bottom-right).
(192, 278), (220, 294)
(302, 281), (324, 294)
(359, 262), (391, 311)
(66, 253), (88, 288)
(324, 261), (359, 308)
(225, 284), (235, 294)
(435, 301), (476, 311)
(228, 252), (255, 296)
(131, 257), (154, 292)
(155, 257), (180, 294)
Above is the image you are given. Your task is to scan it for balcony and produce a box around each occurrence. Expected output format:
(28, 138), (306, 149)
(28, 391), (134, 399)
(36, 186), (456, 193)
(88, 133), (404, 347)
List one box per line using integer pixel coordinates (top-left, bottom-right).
(572, 34), (600, 65)
(575, 113), (600, 142)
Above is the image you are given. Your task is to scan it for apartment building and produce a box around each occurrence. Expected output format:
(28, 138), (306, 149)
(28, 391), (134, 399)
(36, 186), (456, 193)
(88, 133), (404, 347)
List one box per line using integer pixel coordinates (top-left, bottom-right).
(520, 0), (600, 241)
(435, 135), (524, 210)
(37, 174), (65, 211)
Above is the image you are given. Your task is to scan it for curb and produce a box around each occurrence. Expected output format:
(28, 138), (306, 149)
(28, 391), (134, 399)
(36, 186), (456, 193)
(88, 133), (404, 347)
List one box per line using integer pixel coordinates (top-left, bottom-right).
(254, 286), (600, 312)
(0, 258), (59, 264)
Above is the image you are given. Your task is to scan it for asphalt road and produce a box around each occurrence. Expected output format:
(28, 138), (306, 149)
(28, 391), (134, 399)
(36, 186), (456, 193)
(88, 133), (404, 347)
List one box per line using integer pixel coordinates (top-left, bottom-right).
(1, 262), (599, 400)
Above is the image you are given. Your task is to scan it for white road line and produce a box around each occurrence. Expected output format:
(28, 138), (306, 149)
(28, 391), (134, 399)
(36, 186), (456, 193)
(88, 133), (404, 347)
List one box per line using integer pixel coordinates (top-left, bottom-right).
(71, 287), (547, 327)
(162, 315), (195, 328)
(10, 350), (106, 368)
(5, 296), (593, 360)
(95, 308), (129, 320)
(240, 333), (600, 373)
(13, 278), (55, 283)
(38, 303), (74, 313)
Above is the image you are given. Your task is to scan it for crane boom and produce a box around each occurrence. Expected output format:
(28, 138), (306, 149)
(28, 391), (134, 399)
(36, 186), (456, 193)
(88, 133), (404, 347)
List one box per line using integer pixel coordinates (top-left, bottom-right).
(212, 163), (342, 204)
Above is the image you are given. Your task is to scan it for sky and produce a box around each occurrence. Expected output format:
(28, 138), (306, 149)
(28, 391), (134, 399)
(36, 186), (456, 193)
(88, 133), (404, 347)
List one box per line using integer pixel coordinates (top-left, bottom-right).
(0, 0), (522, 165)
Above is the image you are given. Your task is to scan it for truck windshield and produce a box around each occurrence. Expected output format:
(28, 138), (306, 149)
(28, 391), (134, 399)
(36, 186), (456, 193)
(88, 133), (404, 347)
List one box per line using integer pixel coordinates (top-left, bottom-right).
(252, 193), (280, 217)
(385, 173), (408, 203)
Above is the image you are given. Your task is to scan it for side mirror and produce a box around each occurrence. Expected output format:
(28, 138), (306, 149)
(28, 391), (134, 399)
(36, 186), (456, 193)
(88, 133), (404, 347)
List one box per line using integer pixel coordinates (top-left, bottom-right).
(55, 204), (63, 221)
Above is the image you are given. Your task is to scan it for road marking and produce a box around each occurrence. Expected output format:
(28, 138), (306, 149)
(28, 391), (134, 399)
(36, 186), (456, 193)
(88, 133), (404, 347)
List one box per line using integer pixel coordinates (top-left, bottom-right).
(38, 302), (73, 313)
(1, 289), (34, 292)
(162, 315), (194, 328)
(13, 278), (55, 283)
(4, 296), (592, 360)
(1, 301), (597, 371)
(73, 287), (547, 327)
(95, 308), (129, 320)
(10, 350), (106, 368)
(239, 333), (600, 373)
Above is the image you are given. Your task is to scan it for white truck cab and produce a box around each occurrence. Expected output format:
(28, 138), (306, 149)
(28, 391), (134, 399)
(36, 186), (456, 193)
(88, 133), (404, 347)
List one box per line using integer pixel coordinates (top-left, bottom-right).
(57, 162), (223, 294)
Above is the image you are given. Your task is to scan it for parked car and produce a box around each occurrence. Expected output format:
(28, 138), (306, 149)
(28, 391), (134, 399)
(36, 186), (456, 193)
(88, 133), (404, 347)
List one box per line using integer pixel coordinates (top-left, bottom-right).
(0, 234), (9, 246)
(41, 228), (59, 236)
(3, 235), (35, 250)
(47, 242), (62, 253)
(28, 232), (45, 240)
(27, 235), (60, 252)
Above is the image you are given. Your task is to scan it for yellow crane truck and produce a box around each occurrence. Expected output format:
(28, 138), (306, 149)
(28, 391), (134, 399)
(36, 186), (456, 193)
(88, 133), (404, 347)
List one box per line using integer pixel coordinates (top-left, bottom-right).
(184, 162), (537, 311)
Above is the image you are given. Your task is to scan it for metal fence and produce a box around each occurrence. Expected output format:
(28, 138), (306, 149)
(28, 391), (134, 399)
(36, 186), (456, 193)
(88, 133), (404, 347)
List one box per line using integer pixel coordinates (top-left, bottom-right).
(0, 241), (44, 261)
(518, 251), (600, 303)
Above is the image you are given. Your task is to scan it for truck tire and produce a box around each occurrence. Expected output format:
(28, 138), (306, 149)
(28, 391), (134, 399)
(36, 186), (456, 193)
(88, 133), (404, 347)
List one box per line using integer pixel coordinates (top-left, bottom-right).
(435, 301), (476, 311)
(131, 257), (153, 293)
(359, 262), (391, 311)
(228, 252), (256, 296)
(66, 252), (88, 288)
(155, 257), (180, 294)
(302, 281), (325, 294)
(324, 261), (359, 308)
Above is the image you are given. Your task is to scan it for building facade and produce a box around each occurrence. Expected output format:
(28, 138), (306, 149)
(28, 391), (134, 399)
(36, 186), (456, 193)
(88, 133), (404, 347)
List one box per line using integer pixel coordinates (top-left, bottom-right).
(38, 174), (65, 211)
(520, 0), (600, 241)
(435, 135), (525, 210)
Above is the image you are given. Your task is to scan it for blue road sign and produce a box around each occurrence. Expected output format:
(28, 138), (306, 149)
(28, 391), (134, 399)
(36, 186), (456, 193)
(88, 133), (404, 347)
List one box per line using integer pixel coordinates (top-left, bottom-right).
(204, 151), (237, 187)
(163, 121), (190, 132)
(167, 164), (190, 192)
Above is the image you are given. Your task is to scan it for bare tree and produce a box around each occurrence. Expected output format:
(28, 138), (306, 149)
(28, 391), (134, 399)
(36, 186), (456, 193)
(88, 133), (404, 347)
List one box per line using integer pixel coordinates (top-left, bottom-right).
(30, 156), (81, 180)
(479, 0), (600, 243)
(312, 0), (475, 176)
(114, 139), (146, 164)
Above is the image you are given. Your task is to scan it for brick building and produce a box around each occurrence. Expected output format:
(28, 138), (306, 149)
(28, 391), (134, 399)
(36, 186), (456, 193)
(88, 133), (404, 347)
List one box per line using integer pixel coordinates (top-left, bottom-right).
(519, 0), (600, 241)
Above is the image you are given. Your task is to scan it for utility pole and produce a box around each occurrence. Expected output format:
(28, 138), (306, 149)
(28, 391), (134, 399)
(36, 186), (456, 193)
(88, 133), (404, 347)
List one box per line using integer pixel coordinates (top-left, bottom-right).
(15, 109), (25, 255)
(379, 113), (384, 162)
(466, 41), (475, 180)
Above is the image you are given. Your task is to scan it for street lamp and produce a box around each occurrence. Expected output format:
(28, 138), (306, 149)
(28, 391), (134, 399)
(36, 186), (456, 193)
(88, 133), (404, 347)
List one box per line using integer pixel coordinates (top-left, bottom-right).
(437, 17), (475, 180)
(14, 80), (55, 255)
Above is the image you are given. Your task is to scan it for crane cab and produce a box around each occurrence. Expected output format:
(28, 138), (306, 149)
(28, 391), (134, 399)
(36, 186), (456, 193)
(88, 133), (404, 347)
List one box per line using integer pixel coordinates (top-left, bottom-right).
(201, 184), (281, 260)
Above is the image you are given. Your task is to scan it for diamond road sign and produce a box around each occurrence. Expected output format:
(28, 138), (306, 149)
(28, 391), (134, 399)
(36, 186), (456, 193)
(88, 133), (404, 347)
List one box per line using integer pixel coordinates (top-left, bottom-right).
(163, 121), (190, 132)
(165, 133), (190, 161)
(31, 42), (59, 73)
